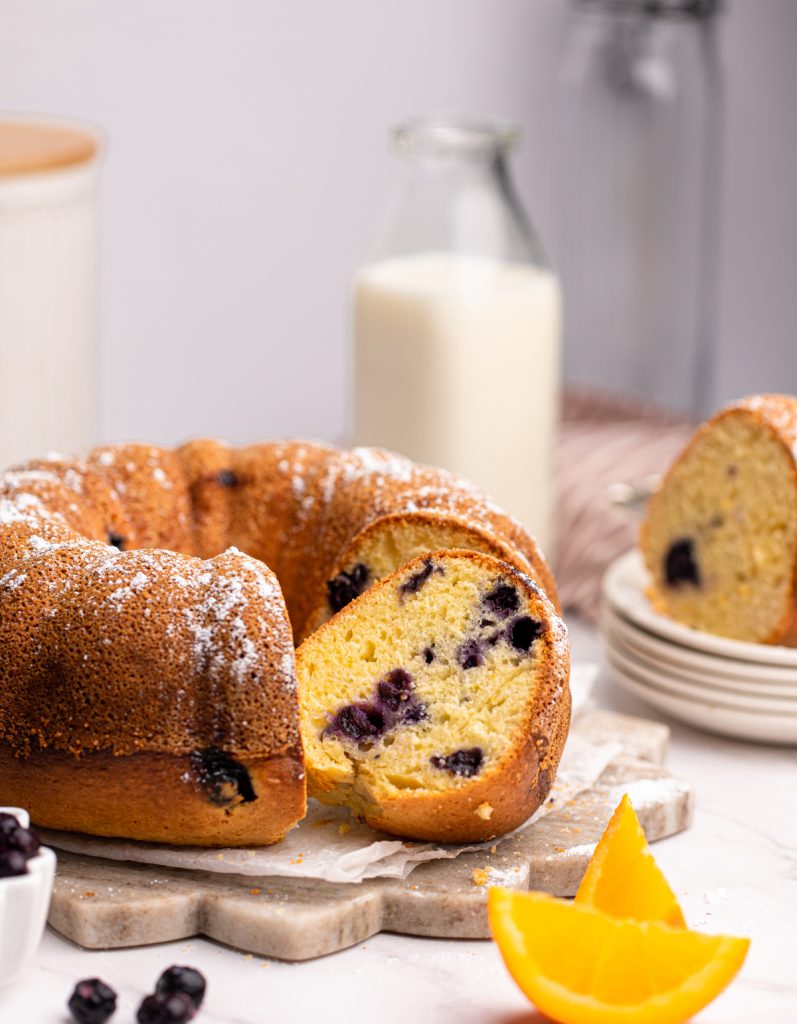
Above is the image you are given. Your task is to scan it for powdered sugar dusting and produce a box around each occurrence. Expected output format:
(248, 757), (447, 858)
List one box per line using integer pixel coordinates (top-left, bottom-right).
(181, 551), (295, 691)
(0, 569), (26, 592)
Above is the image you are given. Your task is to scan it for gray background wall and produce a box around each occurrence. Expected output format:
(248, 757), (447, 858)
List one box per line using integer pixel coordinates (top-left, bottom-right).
(3, 0), (796, 445)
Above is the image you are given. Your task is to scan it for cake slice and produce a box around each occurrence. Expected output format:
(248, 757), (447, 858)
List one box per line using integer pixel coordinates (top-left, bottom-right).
(296, 549), (570, 842)
(640, 394), (797, 644)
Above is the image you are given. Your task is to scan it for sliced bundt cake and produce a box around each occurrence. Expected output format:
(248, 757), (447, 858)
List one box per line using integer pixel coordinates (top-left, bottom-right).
(297, 550), (570, 842)
(0, 440), (560, 845)
(640, 394), (797, 644)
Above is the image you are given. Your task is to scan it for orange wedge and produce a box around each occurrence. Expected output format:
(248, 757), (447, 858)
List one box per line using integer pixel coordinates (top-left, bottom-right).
(575, 794), (686, 928)
(488, 888), (749, 1024)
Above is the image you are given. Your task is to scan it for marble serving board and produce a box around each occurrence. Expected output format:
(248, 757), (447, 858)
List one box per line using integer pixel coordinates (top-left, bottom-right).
(48, 709), (693, 961)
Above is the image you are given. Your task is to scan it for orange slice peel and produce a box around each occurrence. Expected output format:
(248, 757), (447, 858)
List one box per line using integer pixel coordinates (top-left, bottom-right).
(488, 794), (749, 1024)
(575, 793), (686, 927)
(489, 888), (749, 1024)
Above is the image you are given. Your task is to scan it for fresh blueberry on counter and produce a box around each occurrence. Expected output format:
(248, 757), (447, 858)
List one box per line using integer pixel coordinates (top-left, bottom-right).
(137, 990), (196, 1024)
(155, 965), (206, 1010)
(67, 977), (118, 1024)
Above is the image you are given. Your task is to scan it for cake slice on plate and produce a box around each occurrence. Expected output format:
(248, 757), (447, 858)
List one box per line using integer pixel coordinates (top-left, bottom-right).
(641, 394), (797, 644)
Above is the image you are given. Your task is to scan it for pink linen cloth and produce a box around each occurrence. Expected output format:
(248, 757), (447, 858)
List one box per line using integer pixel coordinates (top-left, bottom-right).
(554, 390), (694, 621)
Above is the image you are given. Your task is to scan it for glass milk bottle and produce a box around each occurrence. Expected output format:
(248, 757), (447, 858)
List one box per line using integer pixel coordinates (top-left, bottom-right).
(353, 119), (561, 550)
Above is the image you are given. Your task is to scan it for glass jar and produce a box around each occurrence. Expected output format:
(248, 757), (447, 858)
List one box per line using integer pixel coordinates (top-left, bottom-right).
(557, 0), (723, 417)
(0, 116), (101, 469)
(352, 118), (561, 550)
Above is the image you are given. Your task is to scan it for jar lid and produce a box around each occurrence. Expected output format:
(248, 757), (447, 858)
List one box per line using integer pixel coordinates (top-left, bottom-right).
(0, 118), (99, 177)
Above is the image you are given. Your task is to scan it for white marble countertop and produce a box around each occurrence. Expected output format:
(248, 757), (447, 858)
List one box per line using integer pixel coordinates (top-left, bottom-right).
(1, 619), (795, 1023)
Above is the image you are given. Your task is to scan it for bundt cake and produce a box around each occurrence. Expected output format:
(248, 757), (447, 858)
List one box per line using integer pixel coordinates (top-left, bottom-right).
(640, 394), (797, 644)
(0, 440), (560, 845)
(297, 549), (570, 842)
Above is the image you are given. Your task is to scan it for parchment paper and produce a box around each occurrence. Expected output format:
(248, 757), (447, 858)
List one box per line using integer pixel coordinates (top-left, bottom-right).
(41, 665), (608, 884)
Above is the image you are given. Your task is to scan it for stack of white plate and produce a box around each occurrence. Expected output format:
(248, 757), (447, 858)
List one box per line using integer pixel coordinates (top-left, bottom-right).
(601, 550), (797, 745)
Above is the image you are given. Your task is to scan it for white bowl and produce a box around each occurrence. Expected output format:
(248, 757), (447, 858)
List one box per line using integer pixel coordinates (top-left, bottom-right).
(0, 807), (56, 987)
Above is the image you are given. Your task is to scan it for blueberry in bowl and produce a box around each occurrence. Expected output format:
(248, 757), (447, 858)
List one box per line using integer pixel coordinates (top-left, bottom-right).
(0, 807), (56, 987)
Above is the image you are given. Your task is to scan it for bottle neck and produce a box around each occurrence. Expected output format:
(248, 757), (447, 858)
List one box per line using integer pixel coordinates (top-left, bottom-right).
(365, 120), (547, 267)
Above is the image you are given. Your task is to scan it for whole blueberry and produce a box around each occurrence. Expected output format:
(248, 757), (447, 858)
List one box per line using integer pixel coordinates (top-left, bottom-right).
(0, 814), (40, 858)
(0, 811), (22, 844)
(0, 849), (28, 877)
(155, 965), (206, 1010)
(137, 991), (196, 1024)
(67, 977), (117, 1024)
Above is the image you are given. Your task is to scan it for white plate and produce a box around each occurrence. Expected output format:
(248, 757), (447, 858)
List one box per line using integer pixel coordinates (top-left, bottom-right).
(604, 641), (797, 714)
(601, 605), (797, 696)
(606, 657), (797, 745)
(603, 550), (797, 668)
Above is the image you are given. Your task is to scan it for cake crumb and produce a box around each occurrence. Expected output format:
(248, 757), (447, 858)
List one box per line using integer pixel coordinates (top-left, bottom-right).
(490, 845), (498, 855)
(83, 890), (96, 898)
(289, 853), (304, 865)
(472, 868), (489, 887)
(250, 887), (262, 895)
(338, 822), (351, 835)
(475, 802), (494, 821)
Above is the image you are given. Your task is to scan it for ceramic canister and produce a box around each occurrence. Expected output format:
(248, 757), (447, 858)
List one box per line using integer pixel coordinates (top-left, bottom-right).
(0, 116), (102, 470)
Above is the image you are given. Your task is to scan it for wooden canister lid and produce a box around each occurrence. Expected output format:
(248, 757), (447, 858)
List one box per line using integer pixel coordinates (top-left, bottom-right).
(0, 119), (98, 176)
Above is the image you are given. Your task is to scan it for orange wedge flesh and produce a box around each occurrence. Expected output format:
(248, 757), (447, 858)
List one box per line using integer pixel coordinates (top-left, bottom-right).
(575, 794), (686, 928)
(488, 888), (749, 1024)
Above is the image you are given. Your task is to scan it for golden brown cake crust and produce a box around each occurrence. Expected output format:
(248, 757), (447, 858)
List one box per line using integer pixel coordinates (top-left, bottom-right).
(0, 440), (558, 845)
(0, 744), (304, 847)
(640, 394), (797, 644)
